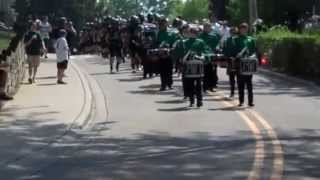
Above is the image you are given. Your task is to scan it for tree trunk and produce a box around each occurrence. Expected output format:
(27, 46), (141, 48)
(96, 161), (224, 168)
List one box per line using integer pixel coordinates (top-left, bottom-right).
(208, 0), (228, 21)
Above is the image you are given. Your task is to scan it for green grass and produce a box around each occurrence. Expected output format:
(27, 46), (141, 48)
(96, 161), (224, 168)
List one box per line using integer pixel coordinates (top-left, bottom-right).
(0, 31), (11, 51)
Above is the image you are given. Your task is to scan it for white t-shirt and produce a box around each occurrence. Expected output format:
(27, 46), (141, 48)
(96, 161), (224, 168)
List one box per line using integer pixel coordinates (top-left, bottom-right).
(220, 26), (231, 45)
(55, 37), (69, 62)
(39, 21), (52, 39)
(212, 22), (221, 34)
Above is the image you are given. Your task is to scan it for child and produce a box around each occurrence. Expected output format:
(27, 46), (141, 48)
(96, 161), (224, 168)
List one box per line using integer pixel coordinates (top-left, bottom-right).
(55, 29), (69, 84)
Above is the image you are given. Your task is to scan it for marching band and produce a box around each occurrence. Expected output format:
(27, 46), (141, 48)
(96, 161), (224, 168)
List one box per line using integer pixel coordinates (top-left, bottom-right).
(79, 14), (259, 108)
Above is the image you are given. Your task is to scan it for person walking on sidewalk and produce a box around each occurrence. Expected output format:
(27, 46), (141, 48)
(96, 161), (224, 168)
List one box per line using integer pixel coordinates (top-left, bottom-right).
(55, 30), (70, 84)
(39, 16), (52, 58)
(24, 22), (46, 84)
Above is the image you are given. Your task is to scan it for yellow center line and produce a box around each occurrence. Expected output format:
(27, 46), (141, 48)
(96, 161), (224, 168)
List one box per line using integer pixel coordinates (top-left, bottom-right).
(211, 92), (284, 180)
(249, 110), (284, 180)
(221, 100), (265, 180)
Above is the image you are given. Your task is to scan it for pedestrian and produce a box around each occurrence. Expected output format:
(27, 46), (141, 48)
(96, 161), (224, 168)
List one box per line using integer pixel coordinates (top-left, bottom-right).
(55, 29), (69, 84)
(24, 22), (46, 84)
(66, 21), (77, 54)
(39, 16), (52, 58)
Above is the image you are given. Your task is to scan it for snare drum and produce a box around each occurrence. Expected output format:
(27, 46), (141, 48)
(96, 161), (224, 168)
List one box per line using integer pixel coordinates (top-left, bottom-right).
(239, 57), (258, 75)
(147, 49), (160, 62)
(184, 58), (204, 78)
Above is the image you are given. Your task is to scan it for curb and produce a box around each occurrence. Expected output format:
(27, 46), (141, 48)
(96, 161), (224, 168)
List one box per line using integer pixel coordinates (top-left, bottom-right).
(258, 68), (320, 90)
(70, 60), (94, 129)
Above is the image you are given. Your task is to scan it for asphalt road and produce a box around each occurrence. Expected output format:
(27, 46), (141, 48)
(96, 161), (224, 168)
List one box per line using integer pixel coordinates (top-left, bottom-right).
(1, 55), (320, 180)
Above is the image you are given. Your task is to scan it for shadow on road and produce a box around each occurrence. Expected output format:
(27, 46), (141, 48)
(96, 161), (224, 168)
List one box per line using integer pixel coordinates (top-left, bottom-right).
(0, 111), (259, 180)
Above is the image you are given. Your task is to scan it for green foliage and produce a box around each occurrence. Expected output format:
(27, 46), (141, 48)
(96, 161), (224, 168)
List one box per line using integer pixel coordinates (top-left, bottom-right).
(226, 0), (248, 24)
(178, 0), (209, 21)
(0, 31), (11, 51)
(12, 0), (97, 28)
(226, 0), (318, 26)
(256, 28), (320, 81)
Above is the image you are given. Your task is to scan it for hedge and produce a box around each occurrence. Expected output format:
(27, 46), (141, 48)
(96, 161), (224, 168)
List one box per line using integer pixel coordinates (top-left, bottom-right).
(0, 31), (11, 51)
(256, 26), (320, 82)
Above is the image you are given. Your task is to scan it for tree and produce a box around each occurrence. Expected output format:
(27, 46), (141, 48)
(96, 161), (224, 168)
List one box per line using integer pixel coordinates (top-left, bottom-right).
(12, 0), (97, 28)
(12, 0), (30, 21)
(179, 0), (209, 21)
(226, 0), (317, 27)
(209, 0), (229, 21)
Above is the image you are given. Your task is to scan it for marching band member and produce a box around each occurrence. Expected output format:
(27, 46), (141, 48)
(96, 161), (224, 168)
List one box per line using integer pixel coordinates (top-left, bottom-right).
(130, 27), (143, 73)
(223, 27), (239, 98)
(198, 21), (221, 92)
(156, 18), (177, 91)
(233, 23), (257, 107)
(182, 26), (211, 108)
(109, 20), (123, 73)
(172, 24), (190, 99)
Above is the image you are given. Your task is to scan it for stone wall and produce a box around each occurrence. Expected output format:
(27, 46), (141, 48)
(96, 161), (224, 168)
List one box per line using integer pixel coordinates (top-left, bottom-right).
(0, 41), (26, 97)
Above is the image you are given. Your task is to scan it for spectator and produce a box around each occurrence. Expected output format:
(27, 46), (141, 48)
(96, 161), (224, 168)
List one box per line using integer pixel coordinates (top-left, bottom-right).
(220, 20), (231, 46)
(39, 16), (52, 58)
(24, 22), (46, 84)
(55, 29), (69, 84)
(66, 21), (77, 54)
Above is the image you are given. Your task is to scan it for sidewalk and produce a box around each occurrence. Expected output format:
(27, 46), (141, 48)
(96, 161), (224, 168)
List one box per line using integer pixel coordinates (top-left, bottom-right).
(0, 55), (92, 164)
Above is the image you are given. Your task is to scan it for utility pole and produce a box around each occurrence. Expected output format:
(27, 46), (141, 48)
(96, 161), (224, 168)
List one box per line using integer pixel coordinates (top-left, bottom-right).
(249, 0), (258, 25)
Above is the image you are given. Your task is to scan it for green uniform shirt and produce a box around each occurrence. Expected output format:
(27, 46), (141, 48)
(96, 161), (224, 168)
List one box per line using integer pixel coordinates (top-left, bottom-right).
(223, 36), (237, 58)
(233, 35), (256, 57)
(198, 32), (221, 52)
(157, 29), (177, 48)
(172, 34), (185, 60)
(183, 38), (211, 56)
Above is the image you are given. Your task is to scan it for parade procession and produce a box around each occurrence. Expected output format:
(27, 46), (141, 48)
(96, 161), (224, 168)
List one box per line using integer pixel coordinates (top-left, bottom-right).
(78, 14), (259, 108)
(2, 0), (320, 179)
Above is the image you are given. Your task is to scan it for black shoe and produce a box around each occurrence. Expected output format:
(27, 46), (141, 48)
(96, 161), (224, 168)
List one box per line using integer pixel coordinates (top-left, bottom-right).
(168, 86), (173, 90)
(28, 78), (33, 84)
(249, 103), (255, 107)
(45, 55), (48, 59)
(238, 103), (244, 107)
(57, 80), (67, 84)
(189, 103), (194, 107)
(197, 102), (203, 108)
(159, 88), (166, 91)
(0, 94), (13, 101)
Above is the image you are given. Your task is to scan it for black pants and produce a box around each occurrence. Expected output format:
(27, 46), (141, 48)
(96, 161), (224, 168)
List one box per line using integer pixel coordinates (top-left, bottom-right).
(159, 57), (173, 89)
(185, 78), (202, 105)
(143, 56), (153, 78)
(229, 72), (236, 96)
(237, 74), (253, 104)
(213, 65), (218, 87)
(182, 76), (187, 97)
(203, 63), (215, 91)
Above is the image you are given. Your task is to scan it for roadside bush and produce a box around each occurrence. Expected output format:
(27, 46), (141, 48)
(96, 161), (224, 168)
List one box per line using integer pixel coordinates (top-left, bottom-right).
(256, 27), (320, 81)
